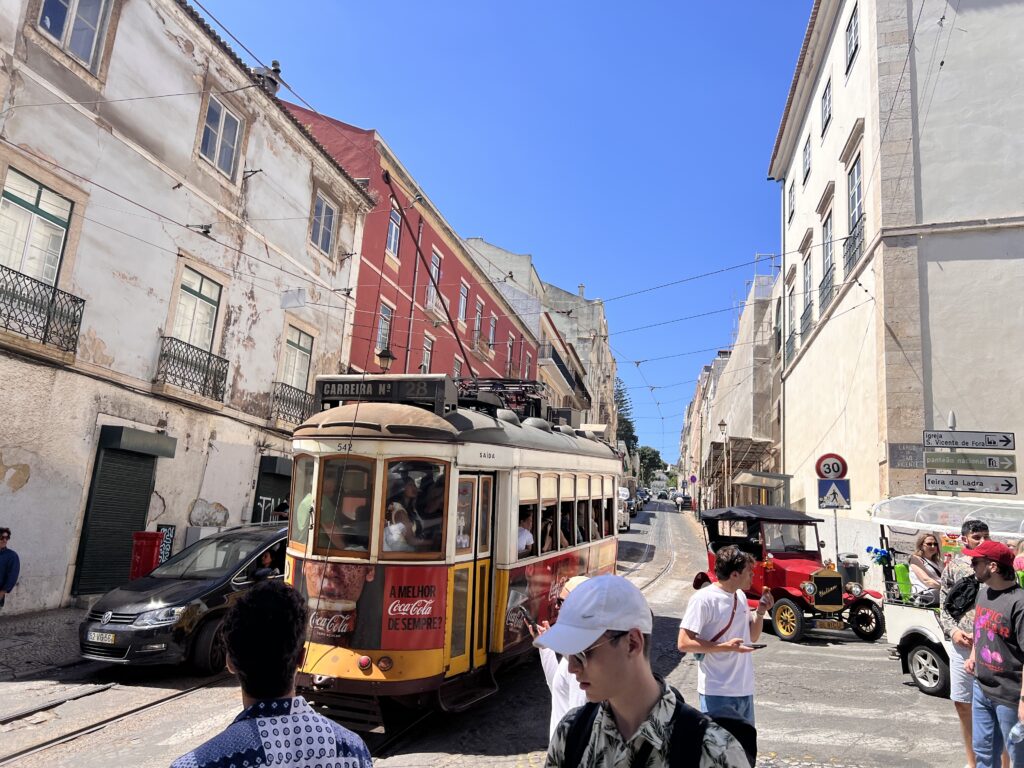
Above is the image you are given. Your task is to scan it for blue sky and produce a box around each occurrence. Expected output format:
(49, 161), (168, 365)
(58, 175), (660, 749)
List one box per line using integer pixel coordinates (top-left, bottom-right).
(200, 1), (813, 462)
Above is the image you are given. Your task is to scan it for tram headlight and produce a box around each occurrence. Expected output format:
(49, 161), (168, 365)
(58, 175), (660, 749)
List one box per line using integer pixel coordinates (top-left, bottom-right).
(357, 655), (372, 672)
(377, 656), (394, 672)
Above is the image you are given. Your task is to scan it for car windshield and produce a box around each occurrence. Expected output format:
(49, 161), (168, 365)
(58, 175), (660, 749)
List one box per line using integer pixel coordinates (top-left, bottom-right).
(763, 522), (812, 552)
(150, 533), (269, 580)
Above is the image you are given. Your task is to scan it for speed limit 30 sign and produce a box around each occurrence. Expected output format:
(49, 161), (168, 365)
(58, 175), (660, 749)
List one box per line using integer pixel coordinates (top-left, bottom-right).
(816, 453), (848, 479)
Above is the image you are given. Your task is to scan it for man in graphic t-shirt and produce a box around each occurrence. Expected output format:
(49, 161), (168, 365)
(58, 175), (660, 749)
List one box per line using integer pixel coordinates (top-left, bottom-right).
(964, 540), (1024, 768)
(677, 545), (773, 725)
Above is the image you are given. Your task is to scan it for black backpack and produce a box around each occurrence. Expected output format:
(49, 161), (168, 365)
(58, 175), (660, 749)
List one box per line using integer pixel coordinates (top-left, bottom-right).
(561, 689), (756, 768)
(944, 575), (980, 622)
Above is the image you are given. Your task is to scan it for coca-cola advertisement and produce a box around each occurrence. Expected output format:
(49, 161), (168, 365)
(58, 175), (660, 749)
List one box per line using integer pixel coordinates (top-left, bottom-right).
(381, 566), (447, 650)
(503, 550), (592, 649)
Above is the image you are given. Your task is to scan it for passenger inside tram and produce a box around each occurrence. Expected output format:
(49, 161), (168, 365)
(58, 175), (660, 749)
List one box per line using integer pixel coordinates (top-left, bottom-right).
(576, 501), (591, 543)
(518, 505), (537, 558)
(383, 502), (419, 552)
(316, 461), (372, 553)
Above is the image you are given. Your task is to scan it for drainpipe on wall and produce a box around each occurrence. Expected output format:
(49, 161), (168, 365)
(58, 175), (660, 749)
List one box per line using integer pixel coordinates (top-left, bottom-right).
(778, 178), (787, 504)
(403, 214), (424, 374)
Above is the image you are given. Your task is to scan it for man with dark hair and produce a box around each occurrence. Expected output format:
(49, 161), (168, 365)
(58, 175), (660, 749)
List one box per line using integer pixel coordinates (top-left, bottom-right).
(170, 580), (371, 768)
(941, 519), (992, 768)
(0, 527), (19, 611)
(678, 545), (773, 729)
(963, 540), (1024, 768)
(536, 574), (748, 767)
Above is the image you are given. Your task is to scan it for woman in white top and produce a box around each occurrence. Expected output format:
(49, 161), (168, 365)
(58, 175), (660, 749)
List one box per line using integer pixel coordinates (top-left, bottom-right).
(908, 531), (943, 606)
(527, 575), (589, 737)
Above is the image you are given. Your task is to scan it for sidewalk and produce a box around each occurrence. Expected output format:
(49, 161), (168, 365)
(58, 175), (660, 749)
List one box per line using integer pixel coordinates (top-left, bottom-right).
(0, 606), (86, 680)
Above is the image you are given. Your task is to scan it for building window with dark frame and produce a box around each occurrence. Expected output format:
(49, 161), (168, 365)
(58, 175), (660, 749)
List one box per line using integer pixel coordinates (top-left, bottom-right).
(506, 335), (515, 376)
(848, 155), (863, 230)
(0, 168), (73, 286)
(473, 299), (484, 345)
(846, 5), (860, 72)
(821, 79), (832, 135)
(38, 0), (111, 71)
(172, 267), (221, 352)
(488, 315), (497, 348)
(375, 304), (393, 352)
(426, 251), (441, 309)
(802, 137), (811, 182)
(421, 336), (433, 373)
(523, 352), (532, 379)
(458, 282), (469, 323)
(199, 95), (243, 179)
(282, 326), (313, 390)
(385, 202), (401, 258)
(310, 192), (337, 256)
(788, 181), (795, 222)
(453, 358), (462, 379)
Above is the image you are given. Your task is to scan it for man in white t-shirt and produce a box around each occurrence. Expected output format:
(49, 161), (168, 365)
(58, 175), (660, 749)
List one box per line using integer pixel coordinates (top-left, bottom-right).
(677, 545), (773, 726)
(518, 507), (535, 557)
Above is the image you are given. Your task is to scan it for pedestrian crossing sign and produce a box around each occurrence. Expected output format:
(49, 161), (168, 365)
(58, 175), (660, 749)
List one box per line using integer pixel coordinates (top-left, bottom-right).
(818, 478), (851, 509)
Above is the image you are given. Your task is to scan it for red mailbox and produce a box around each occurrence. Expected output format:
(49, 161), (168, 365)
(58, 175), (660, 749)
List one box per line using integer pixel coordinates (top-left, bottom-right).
(129, 531), (165, 580)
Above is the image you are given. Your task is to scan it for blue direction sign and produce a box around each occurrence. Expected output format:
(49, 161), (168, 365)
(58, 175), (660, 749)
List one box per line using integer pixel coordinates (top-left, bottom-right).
(818, 478), (851, 509)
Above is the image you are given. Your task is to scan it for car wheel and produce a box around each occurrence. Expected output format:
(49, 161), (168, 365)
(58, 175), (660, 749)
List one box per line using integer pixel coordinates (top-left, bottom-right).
(193, 617), (226, 675)
(771, 598), (805, 643)
(906, 643), (950, 698)
(849, 601), (885, 642)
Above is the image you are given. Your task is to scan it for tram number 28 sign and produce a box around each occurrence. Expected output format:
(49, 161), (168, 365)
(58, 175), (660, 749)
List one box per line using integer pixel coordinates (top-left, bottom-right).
(816, 453), (848, 480)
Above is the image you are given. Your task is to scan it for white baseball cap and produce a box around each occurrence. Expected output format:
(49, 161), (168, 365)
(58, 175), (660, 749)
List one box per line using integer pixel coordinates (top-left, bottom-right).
(533, 574), (653, 656)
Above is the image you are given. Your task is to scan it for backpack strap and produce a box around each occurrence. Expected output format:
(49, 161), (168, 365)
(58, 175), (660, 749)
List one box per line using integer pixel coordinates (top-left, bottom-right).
(667, 689), (711, 768)
(563, 702), (600, 768)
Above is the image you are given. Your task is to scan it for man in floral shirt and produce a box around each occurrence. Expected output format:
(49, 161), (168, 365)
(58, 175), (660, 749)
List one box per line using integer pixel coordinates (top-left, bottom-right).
(536, 575), (749, 767)
(170, 580), (371, 768)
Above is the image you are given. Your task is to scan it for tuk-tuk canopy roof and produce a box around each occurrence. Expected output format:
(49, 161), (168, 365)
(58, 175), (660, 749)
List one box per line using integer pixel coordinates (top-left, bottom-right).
(699, 505), (825, 524)
(871, 494), (1024, 536)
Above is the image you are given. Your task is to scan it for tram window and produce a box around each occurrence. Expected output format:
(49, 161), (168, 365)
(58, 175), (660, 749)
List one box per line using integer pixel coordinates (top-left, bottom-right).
(576, 501), (591, 543)
(559, 500), (579, 547)
(383, 460), (447, 557)
(477, 476), (492, 555)
(591, 499), (604, 539)
(289, 455), (315, 550)
(315, 458), (373, 556)
(604, 496), (614, 537)
(541, 504), (561, 553)
(518, 504), (537, 558)
(455, 479), (476, 555)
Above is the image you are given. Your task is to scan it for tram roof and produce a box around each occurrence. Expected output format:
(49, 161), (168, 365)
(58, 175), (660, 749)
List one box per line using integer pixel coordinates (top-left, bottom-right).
(294, 402), (619, 461)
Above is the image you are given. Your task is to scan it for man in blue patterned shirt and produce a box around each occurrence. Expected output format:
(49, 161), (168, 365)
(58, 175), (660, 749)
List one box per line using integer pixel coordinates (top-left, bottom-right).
(171, 580), (371, 768)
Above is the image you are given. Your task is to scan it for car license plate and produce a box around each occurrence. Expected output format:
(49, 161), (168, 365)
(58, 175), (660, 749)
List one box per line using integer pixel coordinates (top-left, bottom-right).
(814, 619), (845, 631)
(87, 631), (116, 644)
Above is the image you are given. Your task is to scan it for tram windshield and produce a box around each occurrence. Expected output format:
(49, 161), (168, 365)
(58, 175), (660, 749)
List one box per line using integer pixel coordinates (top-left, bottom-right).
(315, 457), (374, 555)
(383, 460), (447, 557)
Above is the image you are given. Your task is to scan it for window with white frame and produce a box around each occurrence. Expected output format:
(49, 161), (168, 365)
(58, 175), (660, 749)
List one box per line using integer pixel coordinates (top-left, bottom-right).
(822, 212), (834, 275)
(310, 192), (336, 256)
(282, 326), (313, 390)
(802, 137), (811, 182)
(488, 315), (497, 348)
(848, 155), (863, 230)
(426, 251), (441, 309)
(821, 79), (832, 135)
(802, 254), (812, 310)
(453, 358), (463, 379)
(172, 267), (222, 352)
(0, 168), (72, 286)
(524, 352), (532, 379)
(506, 335), (515, 376)
(375, 304), (393, 351)
(788, 181), (795, 222)
(199, 95), (242, 179)
(473, 299), (484, 344)
(421, 337), (433, 373)
(38, 0), (110, 70)
(385, 202), (401, 257)
(846, 5), (859, 72)
(458, 282), (469, 323)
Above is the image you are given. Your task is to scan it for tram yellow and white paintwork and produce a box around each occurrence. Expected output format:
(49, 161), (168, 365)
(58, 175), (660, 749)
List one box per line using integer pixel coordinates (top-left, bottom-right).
(282, 374), (621, 728)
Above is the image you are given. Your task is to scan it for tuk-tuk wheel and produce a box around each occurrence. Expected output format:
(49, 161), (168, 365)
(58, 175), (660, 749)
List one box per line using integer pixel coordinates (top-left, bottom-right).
(849, 601), (885, 642)
(771, 598), (805, 643)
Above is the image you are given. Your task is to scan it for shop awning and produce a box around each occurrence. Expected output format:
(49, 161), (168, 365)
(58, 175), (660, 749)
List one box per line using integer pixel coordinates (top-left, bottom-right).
(871, 494), (1024, 536)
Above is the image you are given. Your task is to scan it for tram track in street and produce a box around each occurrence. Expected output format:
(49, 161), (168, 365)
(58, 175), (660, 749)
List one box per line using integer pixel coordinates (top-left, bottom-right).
(0, 672), (232, 766)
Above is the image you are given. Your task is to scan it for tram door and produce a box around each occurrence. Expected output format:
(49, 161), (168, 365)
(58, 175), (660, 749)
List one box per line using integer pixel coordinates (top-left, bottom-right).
(448, 473), (496, 676)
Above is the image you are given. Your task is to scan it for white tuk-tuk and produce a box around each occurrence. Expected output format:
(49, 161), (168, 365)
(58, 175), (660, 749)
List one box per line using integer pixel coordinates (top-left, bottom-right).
(871, 494), (1024, 698)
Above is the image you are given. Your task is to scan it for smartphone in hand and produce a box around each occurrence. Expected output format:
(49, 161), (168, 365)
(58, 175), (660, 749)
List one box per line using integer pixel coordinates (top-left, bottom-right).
(747, 643), (767, 649)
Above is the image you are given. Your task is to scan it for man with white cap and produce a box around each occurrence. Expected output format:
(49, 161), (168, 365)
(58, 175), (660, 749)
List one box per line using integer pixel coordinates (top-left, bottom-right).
(529, 575), (591, 737)
(535, 574), (749, 767)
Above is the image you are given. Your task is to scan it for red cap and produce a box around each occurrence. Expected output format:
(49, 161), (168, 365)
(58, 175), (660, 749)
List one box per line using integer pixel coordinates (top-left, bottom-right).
(962, 540), (1014, 569)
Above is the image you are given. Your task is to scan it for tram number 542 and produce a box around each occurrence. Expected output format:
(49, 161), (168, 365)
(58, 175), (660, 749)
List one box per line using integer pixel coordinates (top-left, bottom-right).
(336, 442), (353, 452)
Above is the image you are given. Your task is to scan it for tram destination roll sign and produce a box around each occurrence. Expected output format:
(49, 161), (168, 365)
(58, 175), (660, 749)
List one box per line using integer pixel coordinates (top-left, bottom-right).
(315, 375), (457, 415)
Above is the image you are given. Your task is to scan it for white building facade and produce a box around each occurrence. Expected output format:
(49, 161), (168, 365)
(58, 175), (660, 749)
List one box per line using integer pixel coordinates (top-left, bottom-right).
(0, 0), (371, 612)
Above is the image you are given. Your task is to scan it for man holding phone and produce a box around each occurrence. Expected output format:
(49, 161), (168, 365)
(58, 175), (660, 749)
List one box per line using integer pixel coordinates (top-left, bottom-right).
(677, 545), (773, 727)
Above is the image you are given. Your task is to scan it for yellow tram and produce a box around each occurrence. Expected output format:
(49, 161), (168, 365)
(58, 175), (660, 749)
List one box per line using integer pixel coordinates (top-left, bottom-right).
(282, 374), (622, 729)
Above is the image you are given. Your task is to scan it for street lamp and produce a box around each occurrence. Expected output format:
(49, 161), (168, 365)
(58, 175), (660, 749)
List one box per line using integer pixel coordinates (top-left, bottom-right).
(718, 419), (730, 507)
(377, 348), (396, 373)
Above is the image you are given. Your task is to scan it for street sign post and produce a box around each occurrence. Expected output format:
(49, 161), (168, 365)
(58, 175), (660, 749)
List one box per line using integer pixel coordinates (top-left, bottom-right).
(816, 454), (848, 479)
(818, 478), (851, 509)
(924, 473), (1018, 495)
(924, 453), (1017, 472)
(923, 430), (1015, 451)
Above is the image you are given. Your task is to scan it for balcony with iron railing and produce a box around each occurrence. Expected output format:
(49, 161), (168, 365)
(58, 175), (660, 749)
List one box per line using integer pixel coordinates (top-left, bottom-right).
(0, 263), (85, 354)
(154, 336), (228, 401)
(843, 215), (866, 276)
(271, 381), (316, 425)
(800, 301), (814, 338)
(785, 331), (796, 363)
(819, 265), (836, 312)
(538, 342), (577, 390)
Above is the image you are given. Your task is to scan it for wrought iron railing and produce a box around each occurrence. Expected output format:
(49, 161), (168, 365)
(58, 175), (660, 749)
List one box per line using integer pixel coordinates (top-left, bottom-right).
(785, 331), (796, 363)
(819, 265), (836, 312)
(271, 381), (316, 424)
(0, 263), (85, 353)
(843, 215), (865, 276)
(538, 342), (577, 389)
(155, 336), (228, 401)
(800, 302), (814, 337)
